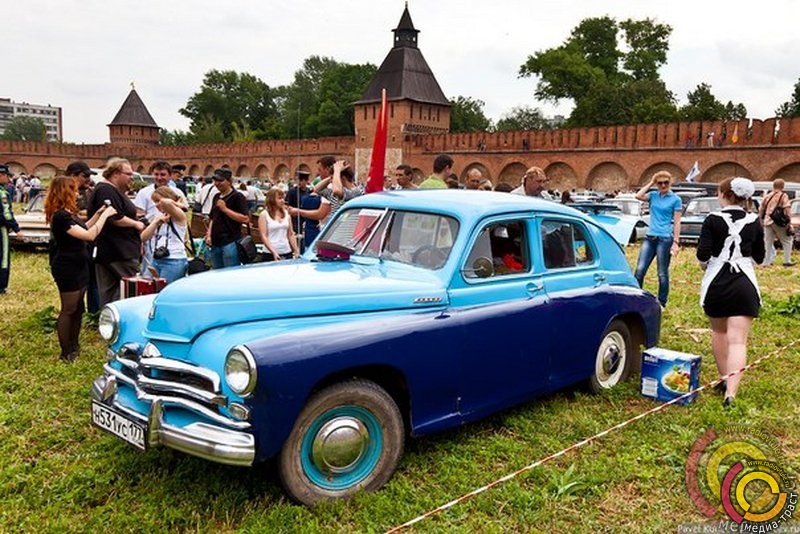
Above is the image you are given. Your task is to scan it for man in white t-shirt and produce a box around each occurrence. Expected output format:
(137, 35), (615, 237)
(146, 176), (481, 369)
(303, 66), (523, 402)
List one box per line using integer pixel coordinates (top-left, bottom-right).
(134, 160), (187, 221)
(134, 160), (188, 274)
(511, 166), (553, 200)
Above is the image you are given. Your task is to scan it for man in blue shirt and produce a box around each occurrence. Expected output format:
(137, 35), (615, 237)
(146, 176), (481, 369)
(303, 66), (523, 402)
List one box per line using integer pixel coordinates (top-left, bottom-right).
(634, 171), (682, 307)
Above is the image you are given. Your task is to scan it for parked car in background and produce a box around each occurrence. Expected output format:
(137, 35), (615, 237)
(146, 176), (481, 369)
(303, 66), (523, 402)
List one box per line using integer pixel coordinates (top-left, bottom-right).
(90, 190), (661, 505)
(10, 193), (49, 247)
(791, 199), (800, 248)
(604, 195), (649, 241)
(679, 196), (720, 245)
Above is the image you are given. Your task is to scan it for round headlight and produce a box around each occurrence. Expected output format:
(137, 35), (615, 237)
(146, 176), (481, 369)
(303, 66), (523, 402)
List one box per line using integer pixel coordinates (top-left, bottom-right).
(98, 305), (119, 344)
(224, 346), (257, 397)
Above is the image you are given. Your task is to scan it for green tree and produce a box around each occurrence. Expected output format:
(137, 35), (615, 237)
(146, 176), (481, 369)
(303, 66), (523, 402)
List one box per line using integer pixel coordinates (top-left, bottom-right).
(519, 17), (677, 127)
(775, 77), (800, 118)
(679, 83), (746, 121)
(180, 70), (277, 140)
(276, 56), (376, 138)
(496, 106), (550, 131)
(449, 96), (492, 132)
(315, 63), (377, 137)
(191, 115), (226, 144)
(159, 128), (194, 146)
(1, 116), (48, 141)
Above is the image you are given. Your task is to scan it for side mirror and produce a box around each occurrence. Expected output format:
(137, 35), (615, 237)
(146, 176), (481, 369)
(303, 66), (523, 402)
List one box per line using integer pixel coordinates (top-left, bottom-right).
(470, 257), (494, 279)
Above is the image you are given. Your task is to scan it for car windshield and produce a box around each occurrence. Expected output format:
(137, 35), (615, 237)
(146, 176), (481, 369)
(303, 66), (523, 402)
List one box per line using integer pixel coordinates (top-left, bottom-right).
(684, 198), (720, 216)
(315, 207), (459, 270)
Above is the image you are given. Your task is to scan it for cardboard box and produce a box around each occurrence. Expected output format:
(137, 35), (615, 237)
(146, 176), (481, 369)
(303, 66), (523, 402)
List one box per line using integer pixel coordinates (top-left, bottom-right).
(641, 348), (701, 405)
(121, 276), (166, 299)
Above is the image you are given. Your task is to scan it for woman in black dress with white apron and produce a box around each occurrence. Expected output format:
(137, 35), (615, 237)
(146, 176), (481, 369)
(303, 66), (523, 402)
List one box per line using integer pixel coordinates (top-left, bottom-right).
(696, 177), (765, 406)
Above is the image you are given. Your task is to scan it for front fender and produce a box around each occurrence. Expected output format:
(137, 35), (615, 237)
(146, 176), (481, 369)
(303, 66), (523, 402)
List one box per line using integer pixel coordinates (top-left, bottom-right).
(107, 295), (157, 352)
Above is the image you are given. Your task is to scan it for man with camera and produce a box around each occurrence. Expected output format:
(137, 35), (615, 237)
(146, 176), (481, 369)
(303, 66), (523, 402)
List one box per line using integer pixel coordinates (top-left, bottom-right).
(134, 160), (187, 276)
(88, 158), (145, 306)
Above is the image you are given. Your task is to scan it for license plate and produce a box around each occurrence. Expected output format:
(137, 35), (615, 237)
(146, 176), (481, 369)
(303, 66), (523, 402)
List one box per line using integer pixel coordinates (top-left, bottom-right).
(91, 401), (147, 451)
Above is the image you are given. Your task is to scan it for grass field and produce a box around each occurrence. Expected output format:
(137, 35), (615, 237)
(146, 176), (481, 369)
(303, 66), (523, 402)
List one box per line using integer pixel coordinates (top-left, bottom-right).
(0, 244), (797, 533)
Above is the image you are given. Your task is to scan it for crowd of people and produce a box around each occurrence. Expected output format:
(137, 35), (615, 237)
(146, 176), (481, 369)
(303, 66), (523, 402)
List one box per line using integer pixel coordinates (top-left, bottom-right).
(0, 155), (795, 403)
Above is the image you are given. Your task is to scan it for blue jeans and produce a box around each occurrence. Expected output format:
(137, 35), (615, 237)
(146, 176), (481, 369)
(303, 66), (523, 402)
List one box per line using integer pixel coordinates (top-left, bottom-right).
(210, 241), (241, 269)
(634, 235), (673, 306)
(151, 257), (188, 284)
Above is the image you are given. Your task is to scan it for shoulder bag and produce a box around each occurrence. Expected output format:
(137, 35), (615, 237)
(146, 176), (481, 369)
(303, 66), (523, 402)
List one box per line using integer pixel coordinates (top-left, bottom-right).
(236, 222), (258, 264)
(769, 192), (789, 227)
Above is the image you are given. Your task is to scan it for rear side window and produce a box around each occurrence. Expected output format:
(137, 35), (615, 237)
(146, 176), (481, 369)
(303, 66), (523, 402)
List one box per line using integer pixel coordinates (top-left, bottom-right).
(541, 220), (594, 269)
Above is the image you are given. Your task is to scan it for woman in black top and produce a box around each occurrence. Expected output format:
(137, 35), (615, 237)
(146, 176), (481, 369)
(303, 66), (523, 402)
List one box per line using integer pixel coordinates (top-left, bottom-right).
(44, 176), (116, 362)
(696, 177), (764, 406)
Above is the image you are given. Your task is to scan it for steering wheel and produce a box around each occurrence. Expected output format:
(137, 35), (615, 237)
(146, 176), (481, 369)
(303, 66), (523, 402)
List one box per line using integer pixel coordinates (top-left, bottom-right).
(411, 245), (447, 269)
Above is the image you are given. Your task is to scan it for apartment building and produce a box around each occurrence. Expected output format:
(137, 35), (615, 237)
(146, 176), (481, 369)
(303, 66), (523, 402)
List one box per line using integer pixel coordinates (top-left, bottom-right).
(0, 97), (62, 141)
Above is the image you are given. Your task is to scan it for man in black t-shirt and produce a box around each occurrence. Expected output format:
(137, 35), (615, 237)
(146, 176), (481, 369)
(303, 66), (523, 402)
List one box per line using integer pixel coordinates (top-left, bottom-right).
(205, 168), (250, 269)
(285, 170), (311, 245)
(87, 157), (145, 306)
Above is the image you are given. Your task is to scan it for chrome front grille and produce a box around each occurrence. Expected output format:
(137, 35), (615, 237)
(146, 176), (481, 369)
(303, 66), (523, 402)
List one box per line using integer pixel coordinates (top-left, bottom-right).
(109, 347), (227, 409)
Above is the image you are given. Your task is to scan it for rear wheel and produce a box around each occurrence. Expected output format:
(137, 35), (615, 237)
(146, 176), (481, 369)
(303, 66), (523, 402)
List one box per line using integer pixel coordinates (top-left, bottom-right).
(589, 320), (633, 393)
(278, 379), (404, 505)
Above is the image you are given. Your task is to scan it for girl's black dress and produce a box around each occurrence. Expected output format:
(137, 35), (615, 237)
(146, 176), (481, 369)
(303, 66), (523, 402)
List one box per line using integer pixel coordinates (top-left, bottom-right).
(50, 210), (89, 292)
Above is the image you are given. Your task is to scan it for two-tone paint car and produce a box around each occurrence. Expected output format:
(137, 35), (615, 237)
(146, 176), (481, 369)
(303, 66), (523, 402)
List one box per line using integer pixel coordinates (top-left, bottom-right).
(91, 190), (661, 505)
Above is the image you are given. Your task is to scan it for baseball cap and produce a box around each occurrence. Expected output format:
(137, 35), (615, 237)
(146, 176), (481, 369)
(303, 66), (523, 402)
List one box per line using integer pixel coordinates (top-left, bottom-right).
(213, 168), (232, 181)
(65, 161), (96, 177)
(0, 164), (11, 175)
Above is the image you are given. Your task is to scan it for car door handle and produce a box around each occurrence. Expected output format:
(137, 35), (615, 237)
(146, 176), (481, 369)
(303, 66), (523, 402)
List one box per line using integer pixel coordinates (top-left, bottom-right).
(526, 281), (544, 294)
(594, 273), (607, 284)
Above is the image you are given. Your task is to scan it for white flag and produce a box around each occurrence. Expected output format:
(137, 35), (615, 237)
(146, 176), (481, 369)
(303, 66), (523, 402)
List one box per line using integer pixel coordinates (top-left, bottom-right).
(685, 161), (700, 183)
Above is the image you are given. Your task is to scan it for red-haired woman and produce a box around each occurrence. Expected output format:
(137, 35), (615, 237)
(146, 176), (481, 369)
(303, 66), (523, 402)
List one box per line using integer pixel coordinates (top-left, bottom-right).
(45, 176), (116, 362)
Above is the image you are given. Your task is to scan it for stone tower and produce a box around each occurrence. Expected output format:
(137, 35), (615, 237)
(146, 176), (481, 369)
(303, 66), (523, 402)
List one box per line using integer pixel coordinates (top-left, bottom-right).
(107, 87), (160, 145)
(354, 3), (450, 171)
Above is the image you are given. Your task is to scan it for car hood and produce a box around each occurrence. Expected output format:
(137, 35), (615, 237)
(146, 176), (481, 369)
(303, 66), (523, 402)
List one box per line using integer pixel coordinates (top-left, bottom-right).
(145, 259), (447, 341)
(681, 214), (709, 223)
(583, 212), (639, 246)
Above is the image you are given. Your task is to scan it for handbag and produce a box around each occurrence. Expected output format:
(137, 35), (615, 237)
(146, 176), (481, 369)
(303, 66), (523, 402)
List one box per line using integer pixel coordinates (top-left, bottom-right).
(769, 193), (789, 227)
(173, 221), (210, 275)
(237, 233), (258, 264)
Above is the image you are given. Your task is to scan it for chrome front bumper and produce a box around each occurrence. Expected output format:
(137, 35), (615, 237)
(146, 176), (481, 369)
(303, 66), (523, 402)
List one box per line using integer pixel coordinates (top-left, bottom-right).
(92, 371), (255, 467)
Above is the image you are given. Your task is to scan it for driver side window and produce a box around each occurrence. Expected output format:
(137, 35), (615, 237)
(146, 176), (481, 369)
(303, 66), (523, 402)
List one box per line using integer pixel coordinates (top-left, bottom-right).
(464, 221), (529, 279)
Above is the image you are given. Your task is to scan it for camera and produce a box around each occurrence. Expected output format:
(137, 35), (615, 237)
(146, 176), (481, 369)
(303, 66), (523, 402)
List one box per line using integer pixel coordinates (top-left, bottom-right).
(153, 246), (170, 259)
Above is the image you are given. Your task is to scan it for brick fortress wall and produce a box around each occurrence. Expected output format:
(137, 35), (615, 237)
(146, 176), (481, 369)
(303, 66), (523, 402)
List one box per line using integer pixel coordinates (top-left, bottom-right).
(2, 116), (799, 191)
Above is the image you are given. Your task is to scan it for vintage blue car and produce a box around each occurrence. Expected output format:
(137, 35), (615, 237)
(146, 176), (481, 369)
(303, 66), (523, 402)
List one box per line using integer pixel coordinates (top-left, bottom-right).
(91, 190), (661, 505)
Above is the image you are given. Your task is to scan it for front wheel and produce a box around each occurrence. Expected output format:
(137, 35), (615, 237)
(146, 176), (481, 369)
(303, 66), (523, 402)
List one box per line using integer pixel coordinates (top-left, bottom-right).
(589, 320), (633, 393)
(278, 379), (404, 505)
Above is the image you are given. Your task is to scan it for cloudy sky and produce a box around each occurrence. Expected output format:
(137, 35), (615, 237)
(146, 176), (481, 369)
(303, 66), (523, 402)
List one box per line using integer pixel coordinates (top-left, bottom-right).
(6, 0), (798, 144)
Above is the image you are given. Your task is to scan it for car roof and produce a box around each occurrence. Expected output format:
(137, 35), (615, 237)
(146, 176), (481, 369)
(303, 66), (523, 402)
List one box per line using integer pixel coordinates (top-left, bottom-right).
(344, 190), (582, 221)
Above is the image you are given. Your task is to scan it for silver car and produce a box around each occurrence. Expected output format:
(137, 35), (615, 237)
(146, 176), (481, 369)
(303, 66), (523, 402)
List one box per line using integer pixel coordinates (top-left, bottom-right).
(11, 194), (50, 246)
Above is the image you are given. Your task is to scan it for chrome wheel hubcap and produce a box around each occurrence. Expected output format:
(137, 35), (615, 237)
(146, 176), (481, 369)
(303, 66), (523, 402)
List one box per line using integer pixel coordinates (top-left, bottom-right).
(311, 416), (369, 475)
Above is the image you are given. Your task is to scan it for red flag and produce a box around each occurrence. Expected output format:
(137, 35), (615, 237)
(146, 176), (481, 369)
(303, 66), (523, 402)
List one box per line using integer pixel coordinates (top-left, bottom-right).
(365, 88), (388, 194)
